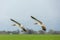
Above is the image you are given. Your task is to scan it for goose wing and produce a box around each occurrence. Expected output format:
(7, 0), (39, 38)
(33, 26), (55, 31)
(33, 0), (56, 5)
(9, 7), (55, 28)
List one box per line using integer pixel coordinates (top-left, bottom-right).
(31, 16), (43, 25)
(10, 19), (21, 25)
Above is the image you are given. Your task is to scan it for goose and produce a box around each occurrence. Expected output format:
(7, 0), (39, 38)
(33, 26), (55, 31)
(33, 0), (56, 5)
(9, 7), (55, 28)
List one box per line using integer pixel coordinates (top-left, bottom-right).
(10, 19), (38, 34)
(31, 16), (46, 31)
(10, 19), (27, 32)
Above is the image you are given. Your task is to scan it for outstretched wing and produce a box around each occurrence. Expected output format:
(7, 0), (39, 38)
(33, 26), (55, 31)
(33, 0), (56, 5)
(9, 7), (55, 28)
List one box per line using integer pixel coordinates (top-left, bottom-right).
(31, 16), (46, 31)
(10, 19), (21, 25)
(10, 19), (27, 32)
(31, 16), (43, 24)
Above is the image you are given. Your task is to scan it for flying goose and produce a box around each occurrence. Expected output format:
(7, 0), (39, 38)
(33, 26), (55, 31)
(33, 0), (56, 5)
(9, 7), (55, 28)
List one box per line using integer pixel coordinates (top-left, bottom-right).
(31, 16), (46, 31)
(10, 19), (27, 32)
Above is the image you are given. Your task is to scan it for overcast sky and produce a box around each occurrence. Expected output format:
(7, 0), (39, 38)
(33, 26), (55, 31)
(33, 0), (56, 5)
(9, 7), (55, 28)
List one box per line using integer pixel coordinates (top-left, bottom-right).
(0, 0), (60, 31)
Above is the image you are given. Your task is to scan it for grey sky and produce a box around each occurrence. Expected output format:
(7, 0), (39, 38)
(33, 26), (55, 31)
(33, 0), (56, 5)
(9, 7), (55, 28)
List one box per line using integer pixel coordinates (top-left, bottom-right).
(0, 0), (60, 31)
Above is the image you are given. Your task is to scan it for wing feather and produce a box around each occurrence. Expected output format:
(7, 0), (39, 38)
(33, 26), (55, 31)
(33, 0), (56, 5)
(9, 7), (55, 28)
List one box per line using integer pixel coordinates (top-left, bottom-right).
(10, 19), (21, 25)
(31, 16), (42, 24)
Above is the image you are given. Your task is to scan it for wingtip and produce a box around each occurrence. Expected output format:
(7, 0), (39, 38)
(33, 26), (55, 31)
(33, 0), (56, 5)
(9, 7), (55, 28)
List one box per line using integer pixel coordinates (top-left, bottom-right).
(10, 18), (12, 20)
(10, 18), (14, 21)
(31, 16), (34, 18)
(31, 16), (32, 17)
